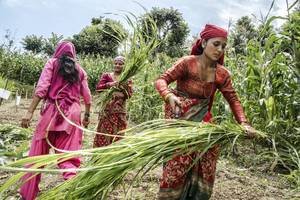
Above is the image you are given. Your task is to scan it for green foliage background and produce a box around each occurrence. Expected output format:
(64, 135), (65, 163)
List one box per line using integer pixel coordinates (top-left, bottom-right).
(0, 4), (299, 188)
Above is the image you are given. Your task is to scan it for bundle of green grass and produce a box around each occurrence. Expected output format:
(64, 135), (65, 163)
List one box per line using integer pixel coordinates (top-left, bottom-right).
(96, 12), (159, 112)
(0, 119), (266, 199)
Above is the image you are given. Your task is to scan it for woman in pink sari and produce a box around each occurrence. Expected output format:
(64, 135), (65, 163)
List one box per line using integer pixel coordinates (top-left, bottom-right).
(155, 24), (256, 200)
(93, 56), (133, 147)
(20, 41), (92, 200)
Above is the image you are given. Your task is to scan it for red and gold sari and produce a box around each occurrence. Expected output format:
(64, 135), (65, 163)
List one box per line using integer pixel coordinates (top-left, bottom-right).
(155, 55), (247, 200)
(93, 72), (133, 147)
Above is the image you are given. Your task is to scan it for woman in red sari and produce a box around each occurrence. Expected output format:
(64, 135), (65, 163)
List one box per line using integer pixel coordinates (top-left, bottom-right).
(93, 56), (133, 147)
(155, 24), (256, 200)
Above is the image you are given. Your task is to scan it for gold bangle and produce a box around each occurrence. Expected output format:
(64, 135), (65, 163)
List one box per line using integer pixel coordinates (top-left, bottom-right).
(164, 93), (173, 102)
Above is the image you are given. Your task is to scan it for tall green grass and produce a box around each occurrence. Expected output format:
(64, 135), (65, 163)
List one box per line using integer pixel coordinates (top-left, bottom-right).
(96, 12), (159, 112)
(0, 120), (266, 199)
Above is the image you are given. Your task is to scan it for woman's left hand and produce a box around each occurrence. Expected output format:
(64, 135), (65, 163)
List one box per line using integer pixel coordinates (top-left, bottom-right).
(21, 111), (33, 128)
(113, 91), (125, 98)
(82, 117), (90, 128)
(241, 122), (256, 139)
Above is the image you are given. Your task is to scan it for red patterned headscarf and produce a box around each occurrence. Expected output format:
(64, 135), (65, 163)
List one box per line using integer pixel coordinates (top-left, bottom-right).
(191, 24), (228, 65)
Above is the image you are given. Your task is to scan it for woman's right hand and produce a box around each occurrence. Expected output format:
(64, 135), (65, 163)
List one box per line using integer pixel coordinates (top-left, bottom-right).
(241, 122), (257, 139)
(108, 81), (118, 88)
(21, 111), (33, 128)
(166, 94), (182, 117)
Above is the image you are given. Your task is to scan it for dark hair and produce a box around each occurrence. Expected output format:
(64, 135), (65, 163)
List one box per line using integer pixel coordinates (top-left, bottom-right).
(58, 54), (79, 83)
(190, 38), (206, 56)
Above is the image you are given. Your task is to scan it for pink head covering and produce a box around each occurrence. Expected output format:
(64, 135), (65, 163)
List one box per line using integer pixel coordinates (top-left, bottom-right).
(191, 24), (228, 65)
(53, 41), (76, 60)
(50, 41), (79, 84)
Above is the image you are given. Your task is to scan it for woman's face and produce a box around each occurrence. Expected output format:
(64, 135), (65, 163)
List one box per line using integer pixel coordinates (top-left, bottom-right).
(203, 37), (227, 62)
(114, 60), (124, 74)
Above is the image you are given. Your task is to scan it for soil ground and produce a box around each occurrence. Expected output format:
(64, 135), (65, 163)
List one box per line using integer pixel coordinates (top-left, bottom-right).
(0, 99), (299, 199)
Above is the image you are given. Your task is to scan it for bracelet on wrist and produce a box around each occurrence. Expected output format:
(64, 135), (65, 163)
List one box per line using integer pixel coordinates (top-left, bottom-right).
(164, 93), (173, 102)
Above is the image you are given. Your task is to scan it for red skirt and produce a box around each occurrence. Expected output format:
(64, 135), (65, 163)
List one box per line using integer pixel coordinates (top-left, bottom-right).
(158, 93), (218, 200)
(93, 98), (128, 147)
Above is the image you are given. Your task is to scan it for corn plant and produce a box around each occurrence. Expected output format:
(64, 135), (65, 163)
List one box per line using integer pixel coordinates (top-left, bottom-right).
(222, 1), (300, 186)
(127, 53), (175, 123)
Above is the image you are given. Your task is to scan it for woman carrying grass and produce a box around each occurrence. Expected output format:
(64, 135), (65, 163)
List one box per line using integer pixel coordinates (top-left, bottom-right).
(155, 24), (256, 200)
(93, 56), (133, 147)
(19, 41), (92, 200)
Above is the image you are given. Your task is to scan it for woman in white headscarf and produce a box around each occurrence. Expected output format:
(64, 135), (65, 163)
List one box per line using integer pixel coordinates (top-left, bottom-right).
(93, 56), (133, 147)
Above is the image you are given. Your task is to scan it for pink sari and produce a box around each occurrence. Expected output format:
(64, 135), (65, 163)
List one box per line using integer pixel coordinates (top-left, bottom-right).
(20, 41), (91, 200)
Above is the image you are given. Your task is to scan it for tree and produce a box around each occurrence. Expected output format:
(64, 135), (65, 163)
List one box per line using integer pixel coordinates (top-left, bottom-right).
(2, 29), (16, 52)
(72, 17), (127, 56)
(140, 7), (189, 58)
(184, 34), (198, 55)
(231, 16), (258, 55)
(21, 35), (44, 54)
(21, 33), (63, 56)
(43, 32), (64, 56)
